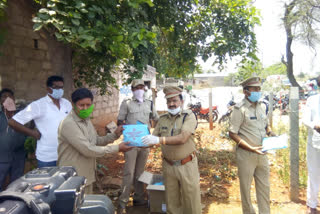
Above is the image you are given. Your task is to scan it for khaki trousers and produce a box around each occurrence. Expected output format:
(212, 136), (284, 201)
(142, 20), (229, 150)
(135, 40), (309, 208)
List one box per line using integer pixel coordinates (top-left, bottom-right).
(119, 147), (149, 206)
(236, 147), (270, 214)
(163, 156), (201, 214)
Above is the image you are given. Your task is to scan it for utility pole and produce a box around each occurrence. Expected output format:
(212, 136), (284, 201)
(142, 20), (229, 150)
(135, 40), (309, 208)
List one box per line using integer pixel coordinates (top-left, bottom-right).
(289, 87), (299, 202)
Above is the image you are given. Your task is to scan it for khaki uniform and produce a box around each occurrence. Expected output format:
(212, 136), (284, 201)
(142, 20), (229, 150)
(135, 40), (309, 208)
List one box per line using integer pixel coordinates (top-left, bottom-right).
(153, 109), (201, 214)
(118, 97), (159, 206)
(57, 110), (119, 194)
(229, 98), (270, 214)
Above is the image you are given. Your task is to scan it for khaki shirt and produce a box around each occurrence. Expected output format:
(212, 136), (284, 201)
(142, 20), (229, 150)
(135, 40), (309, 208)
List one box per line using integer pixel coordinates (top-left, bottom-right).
(58, 110), (119, 186)
(118, 98), (159, 126)
(229, 98), (268, 146)
(153, 109), (197, 160)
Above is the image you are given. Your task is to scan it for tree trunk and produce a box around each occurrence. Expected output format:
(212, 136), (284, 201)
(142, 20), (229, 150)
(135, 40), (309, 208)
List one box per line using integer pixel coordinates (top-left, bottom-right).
(284, 0), (302, 90)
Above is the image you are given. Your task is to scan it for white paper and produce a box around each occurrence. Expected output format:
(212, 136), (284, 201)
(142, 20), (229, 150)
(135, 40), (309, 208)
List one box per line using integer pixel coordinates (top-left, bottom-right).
(106, 121), (117, 133)
(262, 134), (288, 152)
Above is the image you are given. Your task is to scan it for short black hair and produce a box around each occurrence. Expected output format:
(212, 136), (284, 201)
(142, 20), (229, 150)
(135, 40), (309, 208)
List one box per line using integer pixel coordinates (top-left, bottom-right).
(71, 88), (94, 104)
(46, 76), (64, 87)
(0, 88), (14, 98)
(178, 85), (184, 89)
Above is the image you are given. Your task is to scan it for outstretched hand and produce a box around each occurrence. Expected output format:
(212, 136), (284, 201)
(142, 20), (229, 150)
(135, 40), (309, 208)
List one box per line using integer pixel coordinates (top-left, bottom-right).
(114, 125), (124, 137)
(119, 142), (133, 152)
(141, 135), (160, 145)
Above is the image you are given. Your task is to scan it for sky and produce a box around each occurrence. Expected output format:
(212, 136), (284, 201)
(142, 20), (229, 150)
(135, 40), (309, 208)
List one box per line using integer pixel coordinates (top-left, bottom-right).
(199, 0), (320, 76)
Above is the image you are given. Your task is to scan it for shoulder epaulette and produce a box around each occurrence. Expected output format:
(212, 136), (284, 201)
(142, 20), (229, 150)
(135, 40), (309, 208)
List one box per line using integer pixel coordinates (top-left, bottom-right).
(160, 113), (169, 118)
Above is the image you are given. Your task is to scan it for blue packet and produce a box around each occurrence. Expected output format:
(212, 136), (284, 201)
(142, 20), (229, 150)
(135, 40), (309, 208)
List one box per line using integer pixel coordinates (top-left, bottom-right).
(123, 124), (150, 147)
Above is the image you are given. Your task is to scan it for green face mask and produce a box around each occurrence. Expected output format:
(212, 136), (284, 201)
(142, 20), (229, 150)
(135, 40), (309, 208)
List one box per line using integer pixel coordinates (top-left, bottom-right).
(76, 104), (94, 119)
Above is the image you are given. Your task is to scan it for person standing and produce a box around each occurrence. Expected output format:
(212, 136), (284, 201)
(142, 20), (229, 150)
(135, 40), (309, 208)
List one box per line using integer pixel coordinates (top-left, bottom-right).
(9, 76), (72, 168)
(302, 75), (320, 214)
(142, 86), (201, 214)
(0, 89), (27, 191)
(58, 88), (132, 194)
(117, 79), (159, 213)
(229, 76), (274, 214)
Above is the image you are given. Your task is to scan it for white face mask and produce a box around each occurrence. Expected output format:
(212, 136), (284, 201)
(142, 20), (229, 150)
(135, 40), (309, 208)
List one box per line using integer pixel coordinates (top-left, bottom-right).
(167, 107), (181, 115)
(133, 89), (144, 103)
(48, 88), (64, 99)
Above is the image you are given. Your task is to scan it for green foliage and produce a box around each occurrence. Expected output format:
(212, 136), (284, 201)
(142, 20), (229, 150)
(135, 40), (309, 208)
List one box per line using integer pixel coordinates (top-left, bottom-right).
(261, 63), (287, 78)
(273, 120), (308, 187)
(32, 0), (260, 93)
(227, 61), (287, 90)
(24, 136), (37, 155)
(153, 0), (261, 78)
(33, 0), (156, 93)
(226, 60), (263, 85)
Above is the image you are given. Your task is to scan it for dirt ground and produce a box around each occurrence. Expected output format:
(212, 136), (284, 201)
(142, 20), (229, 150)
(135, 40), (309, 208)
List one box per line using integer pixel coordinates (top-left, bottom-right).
(95, 123), (319, 214)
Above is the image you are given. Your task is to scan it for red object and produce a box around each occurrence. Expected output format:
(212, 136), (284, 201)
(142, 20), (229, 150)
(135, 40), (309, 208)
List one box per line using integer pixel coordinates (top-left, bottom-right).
(200, 106), (217, 114)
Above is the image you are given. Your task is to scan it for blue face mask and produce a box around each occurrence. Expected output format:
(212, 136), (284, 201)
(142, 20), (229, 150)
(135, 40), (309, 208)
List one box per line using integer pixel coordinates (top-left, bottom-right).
(48, 88), (64, 99)
(248, 91), (261, 103)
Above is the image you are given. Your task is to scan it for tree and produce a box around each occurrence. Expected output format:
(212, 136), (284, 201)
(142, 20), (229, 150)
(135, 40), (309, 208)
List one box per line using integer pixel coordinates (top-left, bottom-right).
(282, 0), (320, 89)
(261, 62), (287, 78)
(0, 0), (260, 93)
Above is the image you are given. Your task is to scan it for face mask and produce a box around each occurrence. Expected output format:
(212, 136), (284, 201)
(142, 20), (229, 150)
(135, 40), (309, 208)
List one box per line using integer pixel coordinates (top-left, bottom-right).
(76, 104), (94, 119)
(133, 89), (144, 103)
(167, 106), (181, 115)
(248, 91), (261, 103)
(49, 88), (64, 99)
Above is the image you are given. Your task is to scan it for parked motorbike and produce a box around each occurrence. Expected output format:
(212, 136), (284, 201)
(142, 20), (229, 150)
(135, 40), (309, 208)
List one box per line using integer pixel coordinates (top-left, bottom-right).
(188, 102), (218, 122)
(218, 100), (236, 124)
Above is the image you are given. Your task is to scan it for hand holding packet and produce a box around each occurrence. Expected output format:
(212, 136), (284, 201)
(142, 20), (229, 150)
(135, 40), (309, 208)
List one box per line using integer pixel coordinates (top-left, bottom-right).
(123, 124), (150, 147)
(262, 134), (288, 152)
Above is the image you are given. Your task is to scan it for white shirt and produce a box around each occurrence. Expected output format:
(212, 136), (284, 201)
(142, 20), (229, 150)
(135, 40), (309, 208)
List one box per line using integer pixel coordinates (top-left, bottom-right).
(302, 93), (320, 149)
(13, 95), (72, 161)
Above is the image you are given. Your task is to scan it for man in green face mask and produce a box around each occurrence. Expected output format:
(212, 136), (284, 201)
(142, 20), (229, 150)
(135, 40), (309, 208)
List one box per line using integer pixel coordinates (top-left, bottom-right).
(57, 88), (132, 194)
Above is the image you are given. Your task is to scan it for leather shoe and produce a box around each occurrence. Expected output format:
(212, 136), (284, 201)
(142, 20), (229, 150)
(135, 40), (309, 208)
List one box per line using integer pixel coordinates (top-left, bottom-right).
(133, 199), (148, 206)
(306, 206), (317, 214)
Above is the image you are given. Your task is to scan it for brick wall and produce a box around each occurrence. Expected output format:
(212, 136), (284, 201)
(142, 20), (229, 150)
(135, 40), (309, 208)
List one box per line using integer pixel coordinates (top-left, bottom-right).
(91, 79), (120, 135)
(0, 0), (73, 101)
(0, 0), (125, 134)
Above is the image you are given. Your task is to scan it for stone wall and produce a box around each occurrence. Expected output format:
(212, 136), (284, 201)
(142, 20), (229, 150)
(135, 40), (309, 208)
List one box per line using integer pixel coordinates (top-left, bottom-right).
(0, 0), (74, 101)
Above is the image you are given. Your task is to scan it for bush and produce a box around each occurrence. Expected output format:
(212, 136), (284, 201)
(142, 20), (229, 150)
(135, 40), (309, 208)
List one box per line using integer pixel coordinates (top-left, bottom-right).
(273, 121), (308, 187)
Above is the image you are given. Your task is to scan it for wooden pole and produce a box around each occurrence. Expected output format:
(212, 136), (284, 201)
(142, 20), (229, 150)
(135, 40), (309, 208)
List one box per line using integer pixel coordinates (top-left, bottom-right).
(209, 90), (213, 130)
(289, 87), (299, 202)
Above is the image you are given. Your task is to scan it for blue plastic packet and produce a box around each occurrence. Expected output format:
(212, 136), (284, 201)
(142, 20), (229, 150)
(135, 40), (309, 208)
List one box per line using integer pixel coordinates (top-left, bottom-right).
(123, 124), (150, 147)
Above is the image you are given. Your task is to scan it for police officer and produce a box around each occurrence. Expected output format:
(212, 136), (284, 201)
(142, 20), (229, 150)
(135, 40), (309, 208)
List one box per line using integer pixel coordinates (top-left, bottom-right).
(142, 86), (201, 214)
(117, 79), (159, 213)
(229, 77), (274, 214)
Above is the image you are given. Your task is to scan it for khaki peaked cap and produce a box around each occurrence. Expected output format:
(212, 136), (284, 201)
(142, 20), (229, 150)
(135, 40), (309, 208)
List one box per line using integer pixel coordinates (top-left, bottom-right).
(131, 79), (145, 87)
(240, 77), (261, 88)
(163, 86), (183, 99)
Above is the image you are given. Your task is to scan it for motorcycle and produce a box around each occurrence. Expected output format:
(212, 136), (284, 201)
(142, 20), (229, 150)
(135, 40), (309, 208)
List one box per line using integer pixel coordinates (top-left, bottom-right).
(218, 100), (236, 124)
(188, 102), (219, 122)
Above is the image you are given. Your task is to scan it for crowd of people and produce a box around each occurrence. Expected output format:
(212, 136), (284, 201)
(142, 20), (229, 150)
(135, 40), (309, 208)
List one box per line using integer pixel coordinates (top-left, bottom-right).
(0, 75), (320, 214)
